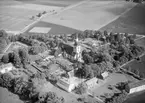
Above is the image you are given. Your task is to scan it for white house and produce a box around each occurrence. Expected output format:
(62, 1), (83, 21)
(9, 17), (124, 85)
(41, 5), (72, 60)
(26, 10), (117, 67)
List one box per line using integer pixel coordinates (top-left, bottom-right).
(101, 71), (109, 79)
(57, 77), (76, 92)
(85, 77), (98, 89)
(126, 80), (145, 94)
(57, 77), (86, 92)
(0, 63), (15, 74)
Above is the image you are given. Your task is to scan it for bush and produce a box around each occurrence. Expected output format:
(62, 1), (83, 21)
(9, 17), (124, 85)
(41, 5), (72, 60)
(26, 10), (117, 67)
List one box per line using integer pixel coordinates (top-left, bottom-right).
(139, 73), (145, 78)
(36, 91), (64, 103)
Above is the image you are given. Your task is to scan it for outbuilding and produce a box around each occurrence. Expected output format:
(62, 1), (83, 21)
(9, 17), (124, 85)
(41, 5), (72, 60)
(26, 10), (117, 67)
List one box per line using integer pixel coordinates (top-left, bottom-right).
(101, 71), (109, 79)
(125, 80), (145, 94)
(85, 77), (98, 89)
(0, 63), (16, 74)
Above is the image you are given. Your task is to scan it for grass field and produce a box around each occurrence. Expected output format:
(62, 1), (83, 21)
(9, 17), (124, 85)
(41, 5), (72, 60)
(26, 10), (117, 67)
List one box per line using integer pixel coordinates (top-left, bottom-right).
(123, 54), (145, 75)
(25, 21), (80, 35)
(100, 3), (145, 35)
(0, 0), (62, 31)
(41, 1), (136, 31)
(15, 0), (84, 7)
(124, 91), (145, 103)
(122, 37), (145, 75)
(0, 87), (24, 103)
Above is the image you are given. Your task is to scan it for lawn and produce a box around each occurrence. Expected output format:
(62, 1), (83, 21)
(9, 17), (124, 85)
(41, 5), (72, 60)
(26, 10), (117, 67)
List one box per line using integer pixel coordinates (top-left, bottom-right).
(135, 36), (145, 48)
(124, 91), (145, 103)
(88, 73), (129, 101)
(0, 87), (24, 103)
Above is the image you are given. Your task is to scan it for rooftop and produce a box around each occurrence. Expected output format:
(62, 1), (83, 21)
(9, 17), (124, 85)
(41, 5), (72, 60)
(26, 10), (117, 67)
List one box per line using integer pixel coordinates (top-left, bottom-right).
(128, 79), (145, 89)
(85, 77), (98, 86)
(0, 63), (13, 69)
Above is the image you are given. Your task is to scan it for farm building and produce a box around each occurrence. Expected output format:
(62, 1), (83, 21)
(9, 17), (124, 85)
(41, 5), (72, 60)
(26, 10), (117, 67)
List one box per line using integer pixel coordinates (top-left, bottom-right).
(85, 77), (98, 89)
(125, 79), (145, 94)
(101, 71), (109, 79)
(0, 63), (16, 74)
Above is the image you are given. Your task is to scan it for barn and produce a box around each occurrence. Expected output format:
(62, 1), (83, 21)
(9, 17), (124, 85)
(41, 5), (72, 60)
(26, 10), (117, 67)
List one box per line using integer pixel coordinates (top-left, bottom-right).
(125, 79), (145, 94)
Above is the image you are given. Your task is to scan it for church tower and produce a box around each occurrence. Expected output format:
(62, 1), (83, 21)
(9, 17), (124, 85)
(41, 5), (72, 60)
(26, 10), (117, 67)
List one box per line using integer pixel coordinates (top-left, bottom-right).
(74, 37), (83, 62)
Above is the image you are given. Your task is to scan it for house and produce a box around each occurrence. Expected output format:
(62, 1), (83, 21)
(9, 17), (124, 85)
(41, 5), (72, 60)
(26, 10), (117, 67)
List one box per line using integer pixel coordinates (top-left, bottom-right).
(85, 77), (98, 89)
(101, 71), (109, 79)
(67, 70), (74, 78)
(57, 77), (86, 92)
(0, 63), (16, 74)
(57, 77), (76, 92)
(125, 79), (145, 94)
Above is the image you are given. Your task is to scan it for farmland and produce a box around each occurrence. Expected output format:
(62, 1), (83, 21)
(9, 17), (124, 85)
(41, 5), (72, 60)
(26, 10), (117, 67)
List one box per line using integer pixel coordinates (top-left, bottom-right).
(100, 3), (145, 35)
(123, 54), (145, 77)
(122, 37), (145, 77)
(0, 0), (145, 103)
(0, 0), (62, 32)
(25, 21), (81, 35)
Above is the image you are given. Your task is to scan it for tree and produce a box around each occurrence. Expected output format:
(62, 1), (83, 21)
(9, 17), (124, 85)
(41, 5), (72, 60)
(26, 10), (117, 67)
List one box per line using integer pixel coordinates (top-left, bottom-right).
(84, 64), (94, 79)
(90, 63), (101, 77)
(75, 64), (94, 79)
(37, 91), (64, 103)
(12, 52), (22, 68)
(75, 82), (88, 94)
(63, 34), (68, 43)
(18, 48), (29, 66)
(28, 46), (41, 55)
(82, 53), (94, 64)
(139, 73), (145, 78)
(1, 53), (9, 63)
(0, 30), (8, 38)
(1, 73), (13, 88)
(0, 38), (7, 53)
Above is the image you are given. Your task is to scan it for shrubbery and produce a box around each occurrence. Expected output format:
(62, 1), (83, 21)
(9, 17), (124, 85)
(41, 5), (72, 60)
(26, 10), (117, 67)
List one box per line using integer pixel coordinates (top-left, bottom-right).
(74, 82), (88, 94)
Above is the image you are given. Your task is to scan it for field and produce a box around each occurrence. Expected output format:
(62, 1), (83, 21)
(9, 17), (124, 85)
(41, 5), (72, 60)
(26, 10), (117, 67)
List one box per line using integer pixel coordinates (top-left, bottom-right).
(26, 21), (81, 35)
(1, 0), (145, 103)
(40, 1), (136, 31)
(15, 0), (84, 7)
(124, 91), (145, 103)
(100, 3), (145, 35)
(0, 87), (23, 103)
(123, 54), (145, 76)
(122, 37), (145, 75)
(0, 0), (62, 32)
